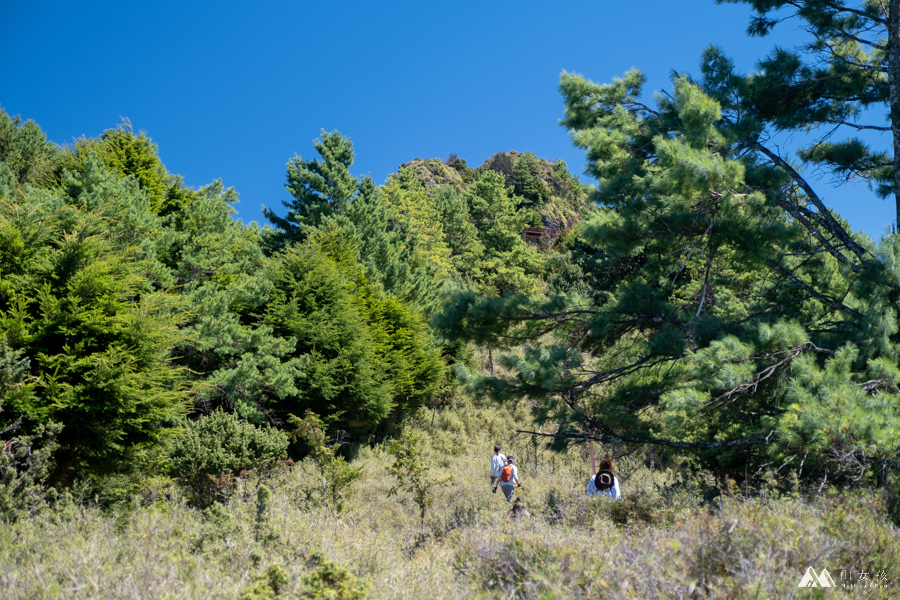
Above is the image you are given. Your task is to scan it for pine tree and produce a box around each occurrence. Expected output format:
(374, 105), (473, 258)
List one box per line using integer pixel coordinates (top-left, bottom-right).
(0, 157), (190, 483)
(714, 0), (900, 226)
(380, 167), (453, 274)
(0, 108), (58, 194)
(334, 177), (442, 313)
(438, 69), (900, 483)
(462, 171), (544, 296)
(57, 121), (192, 215)
(157, 180), (306, 423)
(264, 130), (359, 246)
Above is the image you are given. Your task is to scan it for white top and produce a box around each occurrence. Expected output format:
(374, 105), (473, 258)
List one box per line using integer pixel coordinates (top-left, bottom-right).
(490, 453), (506, 477)
(586, 474), (620, 500)
(500, 464), (519, 485)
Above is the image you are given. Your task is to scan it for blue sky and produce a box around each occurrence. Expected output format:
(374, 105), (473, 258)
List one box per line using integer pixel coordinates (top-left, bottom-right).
(2, 0), (893, 237)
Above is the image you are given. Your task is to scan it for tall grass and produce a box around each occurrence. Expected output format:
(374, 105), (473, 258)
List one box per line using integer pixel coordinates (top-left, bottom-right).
(1, 400), (898, 599)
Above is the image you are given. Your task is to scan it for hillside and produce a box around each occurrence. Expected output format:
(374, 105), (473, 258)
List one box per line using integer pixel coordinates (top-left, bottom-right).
(1, 400), (898, 599)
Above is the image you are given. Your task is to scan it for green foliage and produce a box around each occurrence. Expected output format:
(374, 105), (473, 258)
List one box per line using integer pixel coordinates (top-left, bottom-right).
(0, 108), (58, 194)
(711, 1), (896, 204)
(265, 130), (359, 246)
(264, 234), (444, 431)
(300, 556), (370, 600)
(400, 157), (468, 189)
(431, 185), (485, 282)
(460, 170), (544, 295)
(157, 179), (306, 423)
(439, 64), (900, 485)
(0, 159), (190, 484)
(0, 337), (34, 410)
(386, 429), (450, 529)
(481, 150), (591, 228)
(240, 563), (290, 600)
(264, 243), (392, 429)
(57, 121), (189, 214)
(333, 178), (442, 313)
(169, 409), (288, 507)
(289, 411), (362, 511)
(380, 168), (453, 274)
(0, 421), (60, 522)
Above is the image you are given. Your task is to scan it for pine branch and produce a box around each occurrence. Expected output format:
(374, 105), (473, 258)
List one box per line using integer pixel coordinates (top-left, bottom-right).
(706, 342), (833, 407)
(0, 415), (24, 437)
(516, 428), (776, 449)
(754, 141), (868, 268)
(768, 260), (866, 320)
(820, 119), (891, 131)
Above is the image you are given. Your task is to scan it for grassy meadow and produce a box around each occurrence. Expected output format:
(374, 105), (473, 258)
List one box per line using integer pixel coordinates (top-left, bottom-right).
(1, 399), (898, 600)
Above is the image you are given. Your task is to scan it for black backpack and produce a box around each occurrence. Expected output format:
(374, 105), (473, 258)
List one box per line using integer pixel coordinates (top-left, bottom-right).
(595, 469), (614, 491)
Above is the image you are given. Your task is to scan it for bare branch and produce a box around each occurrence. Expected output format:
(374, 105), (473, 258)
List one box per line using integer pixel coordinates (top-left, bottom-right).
(516, 428), (776, 449)
(754, 140), (869, 266)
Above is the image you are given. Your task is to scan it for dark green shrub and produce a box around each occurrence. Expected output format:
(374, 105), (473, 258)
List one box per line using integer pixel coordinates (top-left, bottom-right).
(240, 563), (289, 600)
(300, 555), (369, 600)
(169, 409), (288, 507)
(0, 421), (60, 521)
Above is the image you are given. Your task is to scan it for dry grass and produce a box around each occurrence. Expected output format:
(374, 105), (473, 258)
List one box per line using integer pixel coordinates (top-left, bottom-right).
(1, 401), (898, 599)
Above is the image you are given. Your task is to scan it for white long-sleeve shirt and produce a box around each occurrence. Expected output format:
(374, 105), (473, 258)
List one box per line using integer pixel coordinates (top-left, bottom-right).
(586, 474), (620, 500)
(490, 453), (507, 478)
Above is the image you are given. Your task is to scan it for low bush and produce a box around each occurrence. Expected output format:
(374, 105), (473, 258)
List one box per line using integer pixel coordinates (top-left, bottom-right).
(169, 409), (289, 507)
(0, 421), (61, 522)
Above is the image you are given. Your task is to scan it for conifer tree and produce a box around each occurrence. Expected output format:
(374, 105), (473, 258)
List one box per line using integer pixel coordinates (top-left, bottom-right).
(264, 130), (359, 246)
(332, 177), (442, 313)
(714, 0), (900, 226)
(157, 180), (306, 423)
(438, 69), (900, 483)
(380, 167), (453, 274)
(57, 122), (192, 215)
(263, 233), (443, 432)
(0, 157), (190, 483)
(461, 171), (544, 296)
(0, 108), (57, 194)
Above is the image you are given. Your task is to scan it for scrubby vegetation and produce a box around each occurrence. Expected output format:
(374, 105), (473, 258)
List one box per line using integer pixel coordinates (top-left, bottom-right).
(0, 401), (898, 599)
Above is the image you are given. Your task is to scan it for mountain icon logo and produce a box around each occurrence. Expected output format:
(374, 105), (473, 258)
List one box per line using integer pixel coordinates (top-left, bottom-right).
(797, 566), (836, 588)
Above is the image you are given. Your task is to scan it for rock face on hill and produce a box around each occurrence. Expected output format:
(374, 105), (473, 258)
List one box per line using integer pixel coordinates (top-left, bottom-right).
(401, 151), (592, 230)
(399, 157), (468, 190)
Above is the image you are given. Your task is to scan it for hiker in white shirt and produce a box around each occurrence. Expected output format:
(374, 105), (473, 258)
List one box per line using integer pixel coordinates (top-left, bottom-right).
(490, 445), (506, 492)
(498, 455), (521, 502)
(586, 458), (620, 500)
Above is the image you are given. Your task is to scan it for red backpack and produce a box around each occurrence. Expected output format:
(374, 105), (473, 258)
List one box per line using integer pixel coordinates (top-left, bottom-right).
(500, 464), (513, 483)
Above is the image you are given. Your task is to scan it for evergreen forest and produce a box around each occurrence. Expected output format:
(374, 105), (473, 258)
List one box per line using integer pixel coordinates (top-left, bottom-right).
(3, 1), (900, 598)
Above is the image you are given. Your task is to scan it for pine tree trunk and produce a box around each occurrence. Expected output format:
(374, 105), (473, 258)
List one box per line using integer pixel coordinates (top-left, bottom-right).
(888, 0), (900, 229)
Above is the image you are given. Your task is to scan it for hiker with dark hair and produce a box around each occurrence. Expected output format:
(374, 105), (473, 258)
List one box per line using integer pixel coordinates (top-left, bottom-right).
(499, 455), (521, 502)
(586, 458), (620, 500)
(490, 444), (506, 493)
(507, 497), (531, 519)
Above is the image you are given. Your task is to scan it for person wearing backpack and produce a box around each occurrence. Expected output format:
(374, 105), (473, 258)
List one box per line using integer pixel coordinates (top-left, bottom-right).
(586, 458), (620, 500)
(499, 455), (520, 502)
(490, 445), (506, 493)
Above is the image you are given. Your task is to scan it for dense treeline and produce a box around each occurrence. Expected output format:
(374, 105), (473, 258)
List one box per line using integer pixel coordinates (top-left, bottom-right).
(3, 0), (900, 515)
(0, 112), (586, 498)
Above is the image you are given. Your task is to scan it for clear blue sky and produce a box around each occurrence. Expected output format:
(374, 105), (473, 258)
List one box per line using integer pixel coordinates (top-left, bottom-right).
(2, 0), (893, 237)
